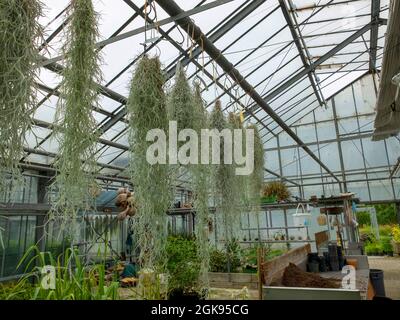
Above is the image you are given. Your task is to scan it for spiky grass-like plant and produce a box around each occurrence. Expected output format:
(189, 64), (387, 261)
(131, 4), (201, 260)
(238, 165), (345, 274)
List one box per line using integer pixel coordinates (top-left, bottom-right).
(0, 0), (43, 193)
(127, 56), (171, 285)
(209, 101), (238, 244)
(51, 0), (101, 235)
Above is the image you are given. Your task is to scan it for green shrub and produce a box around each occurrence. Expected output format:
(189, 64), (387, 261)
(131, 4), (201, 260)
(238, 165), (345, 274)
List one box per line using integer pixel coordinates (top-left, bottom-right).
(209, 248), (227, 272)
(365, 242), (383, 256)
(209, 239), (242, 273)
(381, 236), (393, 254)
(379, 225), (393, 237)
(375, 204), (397, 225)
(392, 225), (400, 243)
(166, 236), (200, 293)
(356, 211), (370, 226)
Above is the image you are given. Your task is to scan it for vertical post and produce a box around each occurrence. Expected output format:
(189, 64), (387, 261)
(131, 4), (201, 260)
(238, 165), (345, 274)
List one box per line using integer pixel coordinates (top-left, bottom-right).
(283, 209), (290, 249)
(331, 98), (346, 193)
(257, 247), (264, 300)
(396, 203), (400, 224)
(188, 212), (194, 236)
(247, 212), (251, 241)
(265, 210), (270, 240)
(36, 171), (50, 252)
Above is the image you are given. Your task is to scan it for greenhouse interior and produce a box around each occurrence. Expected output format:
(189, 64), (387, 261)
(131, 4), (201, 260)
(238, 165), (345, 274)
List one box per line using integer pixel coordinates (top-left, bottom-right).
(0, 0), (400, 302)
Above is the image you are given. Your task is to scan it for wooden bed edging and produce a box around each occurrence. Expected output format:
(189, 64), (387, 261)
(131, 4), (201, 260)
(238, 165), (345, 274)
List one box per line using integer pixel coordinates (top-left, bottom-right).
(259, 244), (311, 287)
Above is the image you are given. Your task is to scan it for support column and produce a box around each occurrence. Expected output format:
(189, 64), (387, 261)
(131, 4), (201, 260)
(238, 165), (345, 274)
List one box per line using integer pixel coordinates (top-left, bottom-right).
(397, 203), (400, 224)
(331, 98), (347, 193)
(35, 171), (51, 251)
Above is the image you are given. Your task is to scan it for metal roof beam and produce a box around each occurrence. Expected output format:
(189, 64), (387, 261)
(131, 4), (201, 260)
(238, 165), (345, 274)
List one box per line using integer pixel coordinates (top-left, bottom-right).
(245, 20), (386, 116)
(279, 0), (325, 107)
(40, 0), (234, 65)
(39, 55), (127, 105)
(98, 0), (274, 137)
(155, 0), (341, 183)
(369, 0), (381, 72)
(164, 0), (266, 80)
(32, 118), (128, 151)
(264, 168), (300, 187)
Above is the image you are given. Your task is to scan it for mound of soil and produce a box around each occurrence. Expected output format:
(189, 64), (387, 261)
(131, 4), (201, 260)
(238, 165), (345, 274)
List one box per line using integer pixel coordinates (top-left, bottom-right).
(282, 263), (340, 288)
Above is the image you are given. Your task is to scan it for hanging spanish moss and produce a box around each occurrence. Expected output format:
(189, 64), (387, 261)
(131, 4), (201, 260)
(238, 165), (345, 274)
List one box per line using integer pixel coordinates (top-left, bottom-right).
(227, 112), (248, 230)
(209, 101), (238, 243)
(191, 84), (211, 294)
(0, 0), (43, 193)
(167, 67), (211, 294)
(246, 123), (265, 205)
(167, 64), (194, 133)
(51, 0), (101, 235)
(245, 123), (265, 247)
(127, 56), (171, 286)
(166, 64), (193, 194)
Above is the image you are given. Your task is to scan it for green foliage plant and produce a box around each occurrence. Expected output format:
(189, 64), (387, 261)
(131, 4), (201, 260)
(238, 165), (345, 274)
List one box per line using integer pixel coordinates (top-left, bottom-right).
(0, 0), (43, 192)
(4, 246), (119, 300)
(51, 0), (101, 235)
(392, 225), (400, 243)
(166, 235), (200, 295)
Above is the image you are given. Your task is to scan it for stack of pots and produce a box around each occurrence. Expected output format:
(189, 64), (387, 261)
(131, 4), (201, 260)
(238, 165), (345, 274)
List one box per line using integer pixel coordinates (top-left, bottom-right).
(328, 243), (340, 271)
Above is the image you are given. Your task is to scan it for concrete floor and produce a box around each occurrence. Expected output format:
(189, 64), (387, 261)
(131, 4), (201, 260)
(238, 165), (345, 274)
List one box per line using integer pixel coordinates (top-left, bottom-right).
(368, 256), (400, 300)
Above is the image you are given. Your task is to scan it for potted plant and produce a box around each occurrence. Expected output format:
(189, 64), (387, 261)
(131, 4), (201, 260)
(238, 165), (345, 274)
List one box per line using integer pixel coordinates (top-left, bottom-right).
(262, 181), (291, 202)
(391, 225), (400, 256)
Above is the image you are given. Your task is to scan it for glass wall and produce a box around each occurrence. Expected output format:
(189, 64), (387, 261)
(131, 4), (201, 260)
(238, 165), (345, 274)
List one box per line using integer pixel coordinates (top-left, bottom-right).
(265, 74), (399, 202)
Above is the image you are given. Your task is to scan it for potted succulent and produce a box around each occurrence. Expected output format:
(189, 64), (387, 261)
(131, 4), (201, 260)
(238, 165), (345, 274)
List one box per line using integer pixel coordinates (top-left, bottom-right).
(391, 225), (400, 256)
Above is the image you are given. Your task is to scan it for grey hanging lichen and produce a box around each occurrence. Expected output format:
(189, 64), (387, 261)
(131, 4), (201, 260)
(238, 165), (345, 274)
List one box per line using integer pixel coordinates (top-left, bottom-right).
(191, 83), (211, 294)
(209, 101), (238, 242)
(246, 123), (265, 205)
(0, 0), (43, 193)
(51, 0), (101, 235)
(167, 66), (211, 294)
(227, 112), (248, 226)
(127, 56), (171, 279)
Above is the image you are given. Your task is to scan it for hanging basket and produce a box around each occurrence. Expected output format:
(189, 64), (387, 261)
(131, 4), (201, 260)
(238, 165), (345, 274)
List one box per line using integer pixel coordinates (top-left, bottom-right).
(317, 214), (327, 226)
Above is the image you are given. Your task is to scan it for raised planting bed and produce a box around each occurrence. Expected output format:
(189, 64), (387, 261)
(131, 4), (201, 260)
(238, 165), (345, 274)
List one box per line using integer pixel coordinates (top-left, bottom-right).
(260, 244), (371, 300)
(208, 272), (258, 290)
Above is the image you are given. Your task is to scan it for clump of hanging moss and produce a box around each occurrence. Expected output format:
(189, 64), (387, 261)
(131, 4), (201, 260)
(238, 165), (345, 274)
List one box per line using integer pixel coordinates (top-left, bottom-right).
(167, 67), (211, 294)
(227, 112), (248, 224)
(0, 0), (43, 193)
(51, 0), (101, 234)
(167, 64), (194, 132)
(127, 55), (171, 279)
(191, 84), (211, 293)
(246, 123), (265, 204)
(209, 101), (238, 242)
